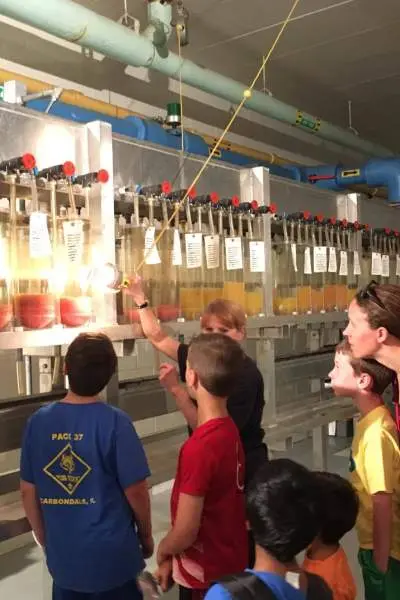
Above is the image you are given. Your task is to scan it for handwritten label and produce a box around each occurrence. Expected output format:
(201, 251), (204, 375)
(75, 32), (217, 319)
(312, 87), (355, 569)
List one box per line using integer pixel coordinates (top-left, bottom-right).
(382, 255), (390, 278)
(185, 233), (203, 269)
(353, 251), (361, 276)
(225, 237), (243, 271)
(204, 235), (220, 269)
(291, 243), (298, 273)
(29, 212), (52, 258)
(172, 229), (182, 266)
(313, 246), (327, 273)
(304, 247), (312, 274)
(328, 247), (337, 273)
(144, 227), (161, 265)
(62, 220), (84, 264)
(249, 241), (265, 273)
(371, 252), (382, 276)
(339, 251), (348, 276)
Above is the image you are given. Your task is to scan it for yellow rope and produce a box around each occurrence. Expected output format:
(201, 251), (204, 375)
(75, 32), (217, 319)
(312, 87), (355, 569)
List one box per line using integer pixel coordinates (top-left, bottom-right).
(135, 0), (301, 273)
(177, 25), (185, 154)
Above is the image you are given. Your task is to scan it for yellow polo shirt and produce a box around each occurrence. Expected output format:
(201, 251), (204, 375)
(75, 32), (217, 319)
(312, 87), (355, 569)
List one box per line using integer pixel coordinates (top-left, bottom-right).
(350, 405), (400, 560)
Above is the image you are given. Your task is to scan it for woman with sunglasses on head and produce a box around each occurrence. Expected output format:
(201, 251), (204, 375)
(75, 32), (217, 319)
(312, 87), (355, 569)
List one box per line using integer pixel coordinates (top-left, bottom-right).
(343, 281), (400, 600)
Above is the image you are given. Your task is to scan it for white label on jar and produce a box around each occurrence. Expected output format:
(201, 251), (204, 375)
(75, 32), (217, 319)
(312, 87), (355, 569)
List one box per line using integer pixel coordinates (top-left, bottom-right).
(185, 232), (203, 269)
(328, 247), (337, 273)
(204, 235), (220, 269)
(144, 226), (161, 265)
(291, 243), (298, 273)
(29, 211), (52, 258)
(225, 237), (243, 271)
(313, 246), (327, 273)
(339, 251), (348, 276)
(382, 254), (390, 277)
(63, 219), (84, 264)
(353, 251), (361, 276)
(249, 240), (265, 273)
(371, 252), (382, 276)
(304, 247), (312, 274)
(397, 255), (400, 277)
(172, 229), (182, 266)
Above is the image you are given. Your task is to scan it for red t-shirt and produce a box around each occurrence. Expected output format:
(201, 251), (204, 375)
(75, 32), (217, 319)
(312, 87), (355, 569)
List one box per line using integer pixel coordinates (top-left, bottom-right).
(171, 417), (248, 589)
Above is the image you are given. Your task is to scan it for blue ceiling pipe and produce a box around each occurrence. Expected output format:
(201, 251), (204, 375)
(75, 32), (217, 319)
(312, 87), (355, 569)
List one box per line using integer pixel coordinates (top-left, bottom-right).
(0, 0), (394, 159)
(296, 159), (400, 203)
(26, 97), (297, 181)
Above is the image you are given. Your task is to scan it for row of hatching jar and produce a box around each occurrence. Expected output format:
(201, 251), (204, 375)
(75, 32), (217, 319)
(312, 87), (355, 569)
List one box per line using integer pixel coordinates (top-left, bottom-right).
(272, 212), (400, 315)
(116, 188), (269, 323)
(0, 154), (109, 331)
(116, 197), (400, 323)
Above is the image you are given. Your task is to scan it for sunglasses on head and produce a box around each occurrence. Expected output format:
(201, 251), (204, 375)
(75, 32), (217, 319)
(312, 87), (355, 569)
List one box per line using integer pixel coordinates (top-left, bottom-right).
(358, 280), (386, 311)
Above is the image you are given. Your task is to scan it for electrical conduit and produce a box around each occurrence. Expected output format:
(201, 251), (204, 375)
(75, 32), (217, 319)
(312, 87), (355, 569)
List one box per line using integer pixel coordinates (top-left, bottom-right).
(0, 0), (393, 158)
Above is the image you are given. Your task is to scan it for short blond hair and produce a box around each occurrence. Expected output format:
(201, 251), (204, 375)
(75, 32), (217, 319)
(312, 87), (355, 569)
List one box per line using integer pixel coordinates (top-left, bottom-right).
(200, 299), (246, 331)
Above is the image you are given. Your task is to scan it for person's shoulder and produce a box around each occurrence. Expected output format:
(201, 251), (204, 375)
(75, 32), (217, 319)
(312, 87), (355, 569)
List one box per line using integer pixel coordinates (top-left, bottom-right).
(205, 583), (233, 600)
(364, 409), (398, 443)
(28, 402), (59, 426)
(241, 355), (263, 384)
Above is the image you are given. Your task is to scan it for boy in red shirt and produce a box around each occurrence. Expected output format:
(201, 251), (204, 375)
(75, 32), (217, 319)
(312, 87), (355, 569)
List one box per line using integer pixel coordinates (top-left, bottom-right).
(156, 333), (248, 600)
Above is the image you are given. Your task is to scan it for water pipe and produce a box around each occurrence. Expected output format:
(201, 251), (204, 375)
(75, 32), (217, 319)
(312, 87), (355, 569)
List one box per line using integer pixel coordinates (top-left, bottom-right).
(0, 0), (393, 158)
(297, 159), (400, 203)
(0, 67), (293, 167)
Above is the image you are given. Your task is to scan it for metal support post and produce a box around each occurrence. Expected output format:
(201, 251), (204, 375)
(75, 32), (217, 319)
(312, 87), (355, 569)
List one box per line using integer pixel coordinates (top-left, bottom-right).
(312, 424), (328, 470)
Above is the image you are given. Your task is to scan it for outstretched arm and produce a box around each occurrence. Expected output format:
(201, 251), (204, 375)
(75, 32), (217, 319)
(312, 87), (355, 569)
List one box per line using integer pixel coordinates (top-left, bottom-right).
(126, 276), (179, 361)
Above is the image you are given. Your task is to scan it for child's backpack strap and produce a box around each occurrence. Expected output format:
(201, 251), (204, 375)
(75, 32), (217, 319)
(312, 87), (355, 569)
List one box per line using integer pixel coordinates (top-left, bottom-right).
(218, 573), (276, 600)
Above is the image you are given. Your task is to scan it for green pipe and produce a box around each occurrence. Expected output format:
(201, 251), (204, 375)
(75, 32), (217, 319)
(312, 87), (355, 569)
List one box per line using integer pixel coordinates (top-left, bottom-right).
(0, 0), (393, 158)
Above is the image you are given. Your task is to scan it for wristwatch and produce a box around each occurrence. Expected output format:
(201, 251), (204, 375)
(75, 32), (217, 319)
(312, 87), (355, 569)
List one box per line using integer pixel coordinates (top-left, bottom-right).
(137, 301), (149, 309)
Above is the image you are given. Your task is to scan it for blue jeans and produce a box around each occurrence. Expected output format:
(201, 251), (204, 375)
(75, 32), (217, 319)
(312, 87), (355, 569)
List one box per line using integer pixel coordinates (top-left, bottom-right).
(53, 579), (142, 600)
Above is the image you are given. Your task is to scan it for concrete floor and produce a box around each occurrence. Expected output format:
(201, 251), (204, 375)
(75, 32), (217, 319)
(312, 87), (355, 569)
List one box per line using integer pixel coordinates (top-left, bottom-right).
(0, 434), (363, 599)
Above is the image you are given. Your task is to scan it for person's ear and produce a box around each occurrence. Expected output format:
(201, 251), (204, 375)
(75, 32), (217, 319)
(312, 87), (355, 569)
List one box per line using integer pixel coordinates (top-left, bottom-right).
(377, 327), (389, 343)
(186, 367), (198, 390)
(358, 372), (373, 392)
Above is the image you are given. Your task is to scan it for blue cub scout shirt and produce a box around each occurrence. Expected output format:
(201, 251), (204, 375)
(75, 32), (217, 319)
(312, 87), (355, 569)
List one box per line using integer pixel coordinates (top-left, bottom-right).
(20, 402), (150, 593)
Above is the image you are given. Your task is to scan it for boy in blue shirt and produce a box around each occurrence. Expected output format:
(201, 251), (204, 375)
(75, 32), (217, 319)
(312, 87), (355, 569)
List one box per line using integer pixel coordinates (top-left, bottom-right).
(205, 459), (333, 600)
(20, 333), (153, 600)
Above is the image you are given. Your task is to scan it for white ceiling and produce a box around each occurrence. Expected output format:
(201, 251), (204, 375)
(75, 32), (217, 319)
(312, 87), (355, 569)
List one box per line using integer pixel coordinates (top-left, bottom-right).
(0, 0), (399, 159)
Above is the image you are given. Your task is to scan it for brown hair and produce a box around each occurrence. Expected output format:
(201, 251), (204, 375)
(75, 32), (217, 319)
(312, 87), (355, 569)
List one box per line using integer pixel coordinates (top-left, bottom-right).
(187, 333), (245, 397)
(200, 299), (246, 331)
(336, 339), (394, 395)
(355, 283), (400, 339)
(65, 333), (117, 397)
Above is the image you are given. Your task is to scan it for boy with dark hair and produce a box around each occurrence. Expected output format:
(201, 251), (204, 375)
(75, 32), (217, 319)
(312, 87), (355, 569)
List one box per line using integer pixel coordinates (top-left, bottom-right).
(20, 333), (153, 600)
(330, 340), (400, 600)
(155, 333), (248, 599)
(303, 471), (358, 600)
(205, 459), (332, 600)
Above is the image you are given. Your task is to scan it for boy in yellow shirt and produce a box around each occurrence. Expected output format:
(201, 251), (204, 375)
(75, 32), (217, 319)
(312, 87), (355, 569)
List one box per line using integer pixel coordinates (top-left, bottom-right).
(329, 340), (400, 600)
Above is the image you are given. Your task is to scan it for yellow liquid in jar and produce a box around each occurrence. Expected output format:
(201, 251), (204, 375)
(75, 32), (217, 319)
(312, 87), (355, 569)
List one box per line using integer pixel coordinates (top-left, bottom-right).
(223, 282), (246, 308)
(347, 287), (357, 307)
(179, 287), (204, 320)
(297, 286), (311, 314)
(324, 284), (337, 312)
(311, 288), (324, 313)
(245, 290), (263, 316)
(274, 294), (297, 315)
(203, 287), (222, 308)
(336, 284), (348, 311)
